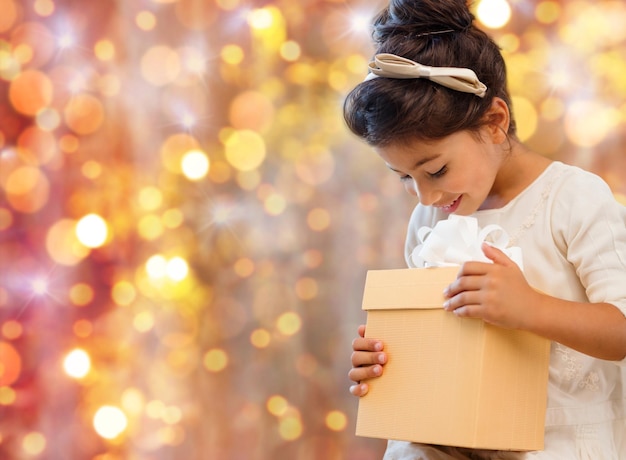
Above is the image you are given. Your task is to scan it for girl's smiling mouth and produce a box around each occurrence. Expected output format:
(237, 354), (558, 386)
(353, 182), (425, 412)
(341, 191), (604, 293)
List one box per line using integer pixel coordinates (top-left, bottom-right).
(436, 196), (462, 213)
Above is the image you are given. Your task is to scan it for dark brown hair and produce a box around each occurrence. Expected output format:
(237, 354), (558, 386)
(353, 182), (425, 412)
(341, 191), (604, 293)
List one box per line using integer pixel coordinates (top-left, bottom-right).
(343, 0), (517, 146)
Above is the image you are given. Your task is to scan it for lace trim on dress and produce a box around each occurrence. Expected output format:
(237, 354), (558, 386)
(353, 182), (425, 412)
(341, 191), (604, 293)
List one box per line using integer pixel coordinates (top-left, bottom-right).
(508, 166), (565, 247)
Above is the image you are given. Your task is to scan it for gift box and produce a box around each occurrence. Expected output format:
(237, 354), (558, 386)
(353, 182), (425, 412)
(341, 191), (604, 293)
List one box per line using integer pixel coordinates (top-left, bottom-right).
(355, 266), (550, 451)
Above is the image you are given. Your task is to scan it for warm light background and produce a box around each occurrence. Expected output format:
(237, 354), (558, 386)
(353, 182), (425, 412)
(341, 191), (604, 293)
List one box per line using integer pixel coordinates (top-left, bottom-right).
(0, 0), (625, 459)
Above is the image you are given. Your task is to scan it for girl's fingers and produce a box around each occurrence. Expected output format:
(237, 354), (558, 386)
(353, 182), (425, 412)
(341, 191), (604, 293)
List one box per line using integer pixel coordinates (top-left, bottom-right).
(351, 350), (387, 368)
(350, 383), (369, 397)
(348, 363), (384, 383)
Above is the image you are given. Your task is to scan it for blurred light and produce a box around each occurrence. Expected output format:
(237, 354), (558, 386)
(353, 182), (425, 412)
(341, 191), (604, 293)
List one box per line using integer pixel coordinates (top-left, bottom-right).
(325, 411), (347, 431)
(136, 11), (157, 31)
(264, 193), (286, 216)
(278, 411), (302, 441)
(63, 348), (91, 379)
(540, 97), (565, 121)
(565, 100), (620, 147)
(224, 130), (266, 171)
(69, 283), (94, 306)
(233, 257), (254, 278)
(35, 108), (61, 131)
(9, 70), (53, 116)
(295, 277), (318, 301)
(31, 278), (48, 295)
(133, 311), (155, 333)
(0, 342), (21, 386)
(0, 0), (18, 33)
(64, 94), (105, 135)
(0, 386), (16, 405)
(2, 320), (23, 340)
(93, 406), (128, 440)
(535, 1), (561, 24)
(121, 388), (145, 416)
(146, 255), (168, 279)
(181, 150), (210, 180)
(34, 0), (54, 16)
(22, 432), (46, 456)
(47, 218), (89, 265)
(138, 214), (164, 240)
(221, 44), (244, 65)
(349, 12), (371, 35)
(141, 46), (180, 86)
(203, 348), (228, 372)
(307, 208), (331, 231)
(59, 134), (80, 153)
(146, 400), (166, 419)
(57, 32), (75, 49)
(162, 208), (184, 229)
(138, 186), (163, 211)
(280, 41), (301, 62)
(75, 214), (108, 248)
(511, 96), (538, 141)
(111, 281), (136, 306)
(217, 0), (240, 10)
(250, 328), (271, 348)
(266, 395), (288, 416)
(276, 312), (301, 336)
(476, 0), (511, 29)
(166, 257), (189, 281)
(247, 8), (273, 30)
(95, 40), (115, 61)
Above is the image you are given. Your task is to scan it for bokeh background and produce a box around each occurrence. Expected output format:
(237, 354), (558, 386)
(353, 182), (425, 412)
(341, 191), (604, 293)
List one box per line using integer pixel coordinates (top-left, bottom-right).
(1, 0), (625, 459)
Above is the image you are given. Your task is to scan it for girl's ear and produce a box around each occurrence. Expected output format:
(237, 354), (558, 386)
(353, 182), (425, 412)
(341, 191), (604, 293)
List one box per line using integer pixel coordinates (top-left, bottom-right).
(484, 97), (510, 144)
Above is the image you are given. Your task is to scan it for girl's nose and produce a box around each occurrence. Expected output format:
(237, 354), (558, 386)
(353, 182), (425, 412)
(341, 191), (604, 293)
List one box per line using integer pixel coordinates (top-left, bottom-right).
(412, 179), (439, 206)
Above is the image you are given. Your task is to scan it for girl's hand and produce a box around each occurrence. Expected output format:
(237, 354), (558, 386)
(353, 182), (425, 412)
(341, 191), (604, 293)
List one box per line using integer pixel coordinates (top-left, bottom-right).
(348, 325), (387, 397)
(443, 242), (541, 330)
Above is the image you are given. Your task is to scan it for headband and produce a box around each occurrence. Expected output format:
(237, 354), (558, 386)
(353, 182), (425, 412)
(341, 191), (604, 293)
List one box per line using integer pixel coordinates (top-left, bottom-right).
(365, 53), (487, 98)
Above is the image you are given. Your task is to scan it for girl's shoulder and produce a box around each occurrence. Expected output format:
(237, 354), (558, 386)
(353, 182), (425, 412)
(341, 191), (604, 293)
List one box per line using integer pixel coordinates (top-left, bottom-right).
(547, 161), (616, 203)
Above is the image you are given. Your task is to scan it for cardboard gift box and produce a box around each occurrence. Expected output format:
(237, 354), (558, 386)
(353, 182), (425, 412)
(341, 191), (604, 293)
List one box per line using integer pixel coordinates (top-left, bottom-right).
(355, 266), (551, 451)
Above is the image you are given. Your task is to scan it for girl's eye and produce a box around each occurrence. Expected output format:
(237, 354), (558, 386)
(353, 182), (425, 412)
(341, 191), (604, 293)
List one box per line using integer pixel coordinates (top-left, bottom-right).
(429, 165), (447, 178)
(399, 175), (412, 182)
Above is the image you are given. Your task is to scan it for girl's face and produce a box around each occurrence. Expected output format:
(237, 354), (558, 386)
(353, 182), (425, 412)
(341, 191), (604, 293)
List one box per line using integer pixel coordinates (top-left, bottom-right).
(375, 130), (505, 215)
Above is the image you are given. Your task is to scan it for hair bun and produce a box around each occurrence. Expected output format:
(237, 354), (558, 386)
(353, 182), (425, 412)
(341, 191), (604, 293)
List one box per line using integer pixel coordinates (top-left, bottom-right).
(373, 0), (474, 44)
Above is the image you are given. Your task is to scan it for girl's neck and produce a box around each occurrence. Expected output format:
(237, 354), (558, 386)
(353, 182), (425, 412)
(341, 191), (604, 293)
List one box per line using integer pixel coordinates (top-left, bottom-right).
(480, 142), (552, 210)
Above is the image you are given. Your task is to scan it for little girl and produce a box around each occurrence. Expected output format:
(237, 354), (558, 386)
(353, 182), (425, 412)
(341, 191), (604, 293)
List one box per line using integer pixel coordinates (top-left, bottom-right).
(345, 0), (626, 459)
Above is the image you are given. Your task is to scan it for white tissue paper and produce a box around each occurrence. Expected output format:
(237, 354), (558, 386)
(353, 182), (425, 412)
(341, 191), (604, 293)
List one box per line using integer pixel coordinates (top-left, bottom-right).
(411, 215), (523, 270)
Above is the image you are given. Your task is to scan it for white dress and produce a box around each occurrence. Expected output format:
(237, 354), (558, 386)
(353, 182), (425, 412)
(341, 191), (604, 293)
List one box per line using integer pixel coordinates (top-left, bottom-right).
(383, 161), (626, 460)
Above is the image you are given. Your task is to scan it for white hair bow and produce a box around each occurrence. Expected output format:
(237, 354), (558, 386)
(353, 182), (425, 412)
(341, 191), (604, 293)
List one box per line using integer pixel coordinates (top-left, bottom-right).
(365, 53), (487, 98)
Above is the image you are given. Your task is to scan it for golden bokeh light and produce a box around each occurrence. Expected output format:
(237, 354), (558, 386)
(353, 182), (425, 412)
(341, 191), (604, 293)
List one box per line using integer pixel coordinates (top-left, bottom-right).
(93, 406), (128, 440)
(325, 410), (348, 432)
(203, 349), (228, 372)
(22, 432), (46, 456)
(63, 348), (91, 379)
(9, 69), (53, 116)
(141, 45), (180, 86)
(64, 94), (105, 135)
(276, 312), (302, 336)
(0, 341), (21, 386)
(476, 0), (512, 29)
(46, 218), (89, 265)
(2, 320), (23, 340)
(224, 129), (266, 172)
(69, 283), (95, 307)
(75, 214), (109, 248)
(181, 149), (210, 181)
